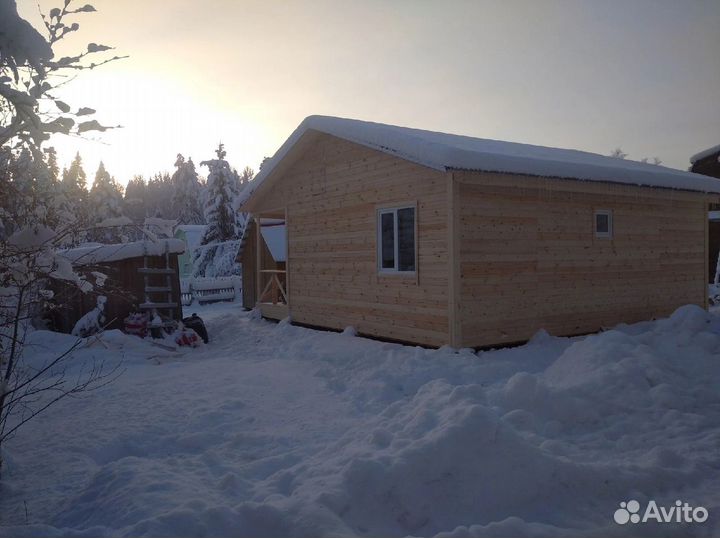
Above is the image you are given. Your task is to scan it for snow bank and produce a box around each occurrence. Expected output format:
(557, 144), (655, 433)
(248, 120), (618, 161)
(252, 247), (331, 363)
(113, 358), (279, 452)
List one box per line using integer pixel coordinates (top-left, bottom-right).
(60, 239), (185, 265)
(2, 303), (719, 537)
(239, 116), (720, 208)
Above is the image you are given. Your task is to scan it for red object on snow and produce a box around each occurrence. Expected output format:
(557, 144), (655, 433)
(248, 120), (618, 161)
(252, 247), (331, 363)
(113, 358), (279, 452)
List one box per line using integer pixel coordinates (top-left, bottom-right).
(176, 329), (200, 347)
(124, 312), (149, 338)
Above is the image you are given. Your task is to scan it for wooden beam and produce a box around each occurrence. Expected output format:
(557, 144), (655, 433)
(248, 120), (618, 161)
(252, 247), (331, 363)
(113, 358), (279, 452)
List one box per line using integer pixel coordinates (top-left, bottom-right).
(285, 206), (290, 315)
(705, 199), (709, 309)
(447, 171), (461, 348)
(255, 215), (262, 307)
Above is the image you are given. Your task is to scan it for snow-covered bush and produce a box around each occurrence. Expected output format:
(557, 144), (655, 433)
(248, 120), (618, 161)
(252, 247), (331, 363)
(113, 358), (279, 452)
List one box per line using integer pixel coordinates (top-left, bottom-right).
(71, 295), (106, 337)
(0, 0), (125, 475)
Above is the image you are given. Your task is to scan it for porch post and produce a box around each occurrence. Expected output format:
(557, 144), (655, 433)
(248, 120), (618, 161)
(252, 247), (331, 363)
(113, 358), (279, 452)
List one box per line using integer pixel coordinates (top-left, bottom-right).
(255, 216), (262, 306)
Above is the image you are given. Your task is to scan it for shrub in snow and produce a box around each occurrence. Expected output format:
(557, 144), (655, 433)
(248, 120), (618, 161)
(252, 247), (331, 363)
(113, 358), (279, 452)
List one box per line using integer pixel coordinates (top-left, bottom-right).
(71, 295), (107, 337)
(1, 0), (125, 475)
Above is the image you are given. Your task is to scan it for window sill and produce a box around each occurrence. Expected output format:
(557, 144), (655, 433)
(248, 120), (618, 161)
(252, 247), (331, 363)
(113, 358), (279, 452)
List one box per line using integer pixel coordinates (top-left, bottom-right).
(378, 270), (417, 277)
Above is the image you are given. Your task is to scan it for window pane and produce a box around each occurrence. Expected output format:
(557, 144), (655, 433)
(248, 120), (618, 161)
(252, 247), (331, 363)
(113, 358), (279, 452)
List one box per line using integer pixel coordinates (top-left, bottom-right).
(596, 213), (609, 234)
(397, 207), (415, 271)
(381, 212), (395, 269)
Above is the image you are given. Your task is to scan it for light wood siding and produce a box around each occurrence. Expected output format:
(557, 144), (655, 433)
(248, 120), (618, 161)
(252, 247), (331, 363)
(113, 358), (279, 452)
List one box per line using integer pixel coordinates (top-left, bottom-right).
(456, 170), (709, 348)
(250, 133), (450, 346)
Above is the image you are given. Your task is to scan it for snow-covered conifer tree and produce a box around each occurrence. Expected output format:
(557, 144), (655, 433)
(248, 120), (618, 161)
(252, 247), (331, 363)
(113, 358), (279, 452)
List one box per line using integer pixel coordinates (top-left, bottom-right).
(61, 152), (89, 228)
(239, 165), (254, 187)
(44, 147), (60, 183)
(193, 143), (243, 277)
(124, 175), (147, 221)
(63, 152), (87, 193)
(7, 148), (60, 230)
(88, 161), (125, 242)
(146, 172), (173, 218)
(171, 154), (204, 225)
(12, 148), (35, 195)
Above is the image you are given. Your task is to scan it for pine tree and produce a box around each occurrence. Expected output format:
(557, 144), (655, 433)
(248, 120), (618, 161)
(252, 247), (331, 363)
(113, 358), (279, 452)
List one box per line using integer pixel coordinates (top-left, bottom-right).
(44, 147), (59, 183)
(54, 155), (88, 245)
(258, 156), (271, 171)
(88, 161), (125, 242)
(61, 152), (89, 231)
(239, 165), (254, 187)
(146, 172), (173, 218)
(193, 143), (243, 277)
(171, 154), (204, 225)
(11, 148), (35, 197)
(8, 147), (54, 229)
(63, 152), (88, 194)
(124, 174), (148, 223)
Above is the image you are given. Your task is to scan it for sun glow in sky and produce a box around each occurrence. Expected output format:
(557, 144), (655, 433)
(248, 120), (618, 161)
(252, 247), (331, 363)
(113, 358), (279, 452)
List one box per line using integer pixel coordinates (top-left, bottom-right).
(17, 0), (720, 187)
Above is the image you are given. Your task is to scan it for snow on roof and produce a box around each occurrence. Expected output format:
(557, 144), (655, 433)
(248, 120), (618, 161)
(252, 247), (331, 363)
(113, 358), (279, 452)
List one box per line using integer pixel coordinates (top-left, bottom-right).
(260, 224), (287, 262)
(239, 116), (720, 205)
(61, 239), (185, 265)
(690, 144), (720, 164)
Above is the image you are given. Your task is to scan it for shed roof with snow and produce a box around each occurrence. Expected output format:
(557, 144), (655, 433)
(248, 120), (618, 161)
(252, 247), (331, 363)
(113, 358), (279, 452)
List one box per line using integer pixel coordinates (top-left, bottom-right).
(61, 239), (185, 266)
(690, 144), (720, 181)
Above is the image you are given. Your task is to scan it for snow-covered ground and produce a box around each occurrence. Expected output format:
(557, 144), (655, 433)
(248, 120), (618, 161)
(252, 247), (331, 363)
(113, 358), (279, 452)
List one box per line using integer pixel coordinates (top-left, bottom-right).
(1, 302), (719, 537)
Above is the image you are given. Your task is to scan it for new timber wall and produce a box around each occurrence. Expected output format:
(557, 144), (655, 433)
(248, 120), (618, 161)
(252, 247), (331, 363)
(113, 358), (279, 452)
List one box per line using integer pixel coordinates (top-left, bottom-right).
(454, 170), (709, 348)
(249, 133), (451, 346)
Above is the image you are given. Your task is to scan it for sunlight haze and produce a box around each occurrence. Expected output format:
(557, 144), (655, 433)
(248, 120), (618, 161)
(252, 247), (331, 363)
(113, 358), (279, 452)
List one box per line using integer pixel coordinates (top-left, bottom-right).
(17, 0), (720, 186)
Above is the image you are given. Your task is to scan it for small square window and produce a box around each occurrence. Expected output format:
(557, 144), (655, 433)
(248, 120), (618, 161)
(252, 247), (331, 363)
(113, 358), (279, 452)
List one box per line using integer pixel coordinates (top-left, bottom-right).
(594, 210), (613, 238)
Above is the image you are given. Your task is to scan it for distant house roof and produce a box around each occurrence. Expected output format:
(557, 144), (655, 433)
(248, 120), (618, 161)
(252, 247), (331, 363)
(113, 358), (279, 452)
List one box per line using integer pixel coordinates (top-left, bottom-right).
(175, 225), (207, 251)
(239, 116), (720, 206)
(61, 239), (185, 265)
(690, 144), (720, 164)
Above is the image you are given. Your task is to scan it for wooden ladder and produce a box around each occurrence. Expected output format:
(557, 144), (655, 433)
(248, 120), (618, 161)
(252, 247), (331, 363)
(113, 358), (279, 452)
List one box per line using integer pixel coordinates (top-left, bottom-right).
(137, 241), (178, 328)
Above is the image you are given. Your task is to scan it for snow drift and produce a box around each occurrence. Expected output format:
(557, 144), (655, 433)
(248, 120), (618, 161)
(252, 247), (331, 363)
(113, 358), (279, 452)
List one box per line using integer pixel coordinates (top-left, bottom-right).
(1, 304), (719, 537)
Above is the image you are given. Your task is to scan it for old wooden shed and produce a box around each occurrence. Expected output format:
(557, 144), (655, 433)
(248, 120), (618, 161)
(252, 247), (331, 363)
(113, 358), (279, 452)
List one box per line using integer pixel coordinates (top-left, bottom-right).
(51, 239), (185, 334)
(239, 116), (720, 348)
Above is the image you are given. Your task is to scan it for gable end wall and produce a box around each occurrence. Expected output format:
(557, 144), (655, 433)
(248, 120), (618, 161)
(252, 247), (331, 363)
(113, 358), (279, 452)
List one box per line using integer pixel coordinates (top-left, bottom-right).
(251, 133), (451, 346)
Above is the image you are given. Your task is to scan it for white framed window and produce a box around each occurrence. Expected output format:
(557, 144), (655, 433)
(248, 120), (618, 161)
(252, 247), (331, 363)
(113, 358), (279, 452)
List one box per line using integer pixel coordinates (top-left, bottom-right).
(377, 205), (416, 273)
(594, 209), (613, 238)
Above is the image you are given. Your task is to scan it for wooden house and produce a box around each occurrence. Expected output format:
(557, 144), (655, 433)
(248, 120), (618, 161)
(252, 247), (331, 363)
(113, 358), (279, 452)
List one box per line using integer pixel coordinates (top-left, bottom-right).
(239, 116), (720, 348)
(690, 144), (720, 281)
(690, 144), (720, 180)
(51, 239), (184, 334)
(174, 225), (206, 278)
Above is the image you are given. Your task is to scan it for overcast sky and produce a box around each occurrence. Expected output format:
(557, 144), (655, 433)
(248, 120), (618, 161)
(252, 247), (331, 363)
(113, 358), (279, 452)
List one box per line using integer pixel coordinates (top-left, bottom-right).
(18, 0), (720, 186)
